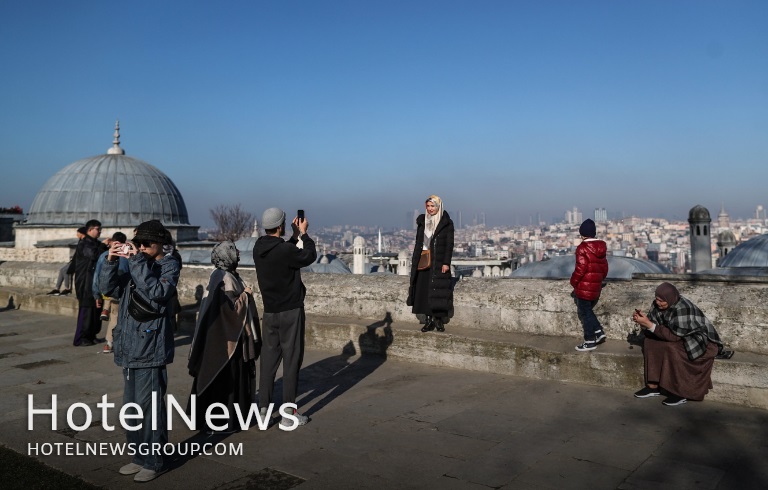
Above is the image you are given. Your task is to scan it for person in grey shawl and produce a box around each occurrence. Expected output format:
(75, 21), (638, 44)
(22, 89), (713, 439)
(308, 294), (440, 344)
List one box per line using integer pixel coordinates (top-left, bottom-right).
(631, 282), (723, 406)
(187, 241), (260, 433)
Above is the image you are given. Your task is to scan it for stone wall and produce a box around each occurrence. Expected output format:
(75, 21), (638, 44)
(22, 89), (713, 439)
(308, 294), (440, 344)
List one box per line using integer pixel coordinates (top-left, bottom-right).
(2, 260), (768, 355)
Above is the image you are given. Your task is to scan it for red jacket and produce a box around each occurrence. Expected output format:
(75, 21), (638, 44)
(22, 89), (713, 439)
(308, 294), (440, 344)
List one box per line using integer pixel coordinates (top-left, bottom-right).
(570, 239), (608, 301)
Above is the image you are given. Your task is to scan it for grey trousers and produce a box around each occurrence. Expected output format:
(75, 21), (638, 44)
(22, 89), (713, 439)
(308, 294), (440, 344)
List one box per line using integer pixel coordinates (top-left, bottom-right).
(259, 307), (305, 409)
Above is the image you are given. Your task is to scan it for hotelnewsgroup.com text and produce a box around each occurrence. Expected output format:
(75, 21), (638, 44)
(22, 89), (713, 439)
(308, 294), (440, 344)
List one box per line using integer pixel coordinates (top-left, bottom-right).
(27, 393), (303, 457)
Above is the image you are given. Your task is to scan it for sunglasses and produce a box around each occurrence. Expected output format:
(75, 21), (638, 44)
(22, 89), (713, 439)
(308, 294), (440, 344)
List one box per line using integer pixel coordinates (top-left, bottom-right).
(134, 240), (156, 248)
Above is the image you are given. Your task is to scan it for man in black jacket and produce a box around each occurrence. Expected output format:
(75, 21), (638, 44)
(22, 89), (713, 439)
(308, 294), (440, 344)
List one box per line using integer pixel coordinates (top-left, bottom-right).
(72, 219), (108, 346)
(253, 207), (317, 428)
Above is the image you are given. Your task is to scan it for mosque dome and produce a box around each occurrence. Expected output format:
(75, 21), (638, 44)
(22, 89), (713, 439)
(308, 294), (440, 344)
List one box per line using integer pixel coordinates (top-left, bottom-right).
(688, 205), (711, 222)
(303, 254), (352, 274)
(25, 122), (189, 227)
(510, 255), (670, 279)
(717, 234), (768, 268)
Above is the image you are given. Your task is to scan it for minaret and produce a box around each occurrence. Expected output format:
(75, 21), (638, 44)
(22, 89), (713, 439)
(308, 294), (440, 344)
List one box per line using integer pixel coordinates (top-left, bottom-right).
(716, 230), (736, 266)
(377, 228), (382, 253)
(397, 250), (410, 275)
(353, 236), (366, 274)
(688, 205), (712, 272)
(107, 120), (125, 155)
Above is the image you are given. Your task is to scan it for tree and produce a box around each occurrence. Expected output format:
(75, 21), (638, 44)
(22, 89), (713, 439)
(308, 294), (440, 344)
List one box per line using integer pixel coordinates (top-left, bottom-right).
(209, 204), (255, 242)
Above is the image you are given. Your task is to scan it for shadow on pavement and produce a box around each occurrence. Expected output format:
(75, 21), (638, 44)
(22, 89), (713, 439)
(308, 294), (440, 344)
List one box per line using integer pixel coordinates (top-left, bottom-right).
(296, 312), (394, 417)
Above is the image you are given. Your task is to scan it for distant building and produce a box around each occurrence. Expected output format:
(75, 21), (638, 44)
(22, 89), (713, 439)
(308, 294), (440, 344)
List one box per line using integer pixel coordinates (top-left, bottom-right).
(594, 207), (608, 223)
(565, 207), (582, 225)
(717, 204), (730, 230)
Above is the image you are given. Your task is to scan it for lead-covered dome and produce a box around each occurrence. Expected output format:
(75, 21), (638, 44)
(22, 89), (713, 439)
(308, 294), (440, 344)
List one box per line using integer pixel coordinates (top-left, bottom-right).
(510, 255), (670, 279)
(718, 234), (768, 268)
(688, 205), (711, 222)
(25, 124), (189, 227)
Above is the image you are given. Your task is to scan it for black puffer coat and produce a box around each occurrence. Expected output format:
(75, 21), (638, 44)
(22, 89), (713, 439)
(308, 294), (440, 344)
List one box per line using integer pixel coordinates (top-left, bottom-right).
(73, 235), (107, 307)
(408, 212), (454, 313)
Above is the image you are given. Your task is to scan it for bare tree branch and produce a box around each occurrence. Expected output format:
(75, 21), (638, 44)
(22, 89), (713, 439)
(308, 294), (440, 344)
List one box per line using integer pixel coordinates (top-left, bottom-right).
(209, 203), (255, 242)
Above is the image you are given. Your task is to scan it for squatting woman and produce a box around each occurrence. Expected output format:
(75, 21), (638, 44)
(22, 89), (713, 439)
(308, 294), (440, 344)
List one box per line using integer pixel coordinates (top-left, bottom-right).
(632, 282), (723, 406)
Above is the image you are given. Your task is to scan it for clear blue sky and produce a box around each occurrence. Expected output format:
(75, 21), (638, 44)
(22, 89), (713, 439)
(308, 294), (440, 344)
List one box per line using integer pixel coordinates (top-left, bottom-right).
(1, 1), (766, 228)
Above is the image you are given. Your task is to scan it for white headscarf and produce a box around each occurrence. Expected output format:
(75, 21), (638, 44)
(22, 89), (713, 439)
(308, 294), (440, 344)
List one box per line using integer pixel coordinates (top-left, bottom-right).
(424, 195), (444, 244)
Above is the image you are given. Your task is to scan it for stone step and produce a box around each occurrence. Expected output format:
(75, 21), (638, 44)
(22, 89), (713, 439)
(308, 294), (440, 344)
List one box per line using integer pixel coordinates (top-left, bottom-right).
(303, 314), (768, 410)
(3, 287), (767, 410)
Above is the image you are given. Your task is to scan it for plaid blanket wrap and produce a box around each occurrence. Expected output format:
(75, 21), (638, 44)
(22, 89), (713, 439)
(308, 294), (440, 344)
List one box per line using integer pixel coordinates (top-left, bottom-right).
(647, 295), (723, 361)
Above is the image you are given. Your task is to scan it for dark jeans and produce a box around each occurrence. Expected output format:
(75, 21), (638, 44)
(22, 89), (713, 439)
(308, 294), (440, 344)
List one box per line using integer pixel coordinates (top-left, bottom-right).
(259, 307), (305, 409)
(575, 297), (603, 342)
(123, 366), (168, 471)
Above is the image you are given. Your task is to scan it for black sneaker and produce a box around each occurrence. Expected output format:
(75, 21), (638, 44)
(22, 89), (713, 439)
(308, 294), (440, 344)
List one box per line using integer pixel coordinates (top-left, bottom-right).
(47, 289), (60, 296)
(662, 395), (687, 406)
(594, 331), (607, 344)
(575, 341), (597, 352)
(634, 387), (661, 398)
(60, 289), (72, 295)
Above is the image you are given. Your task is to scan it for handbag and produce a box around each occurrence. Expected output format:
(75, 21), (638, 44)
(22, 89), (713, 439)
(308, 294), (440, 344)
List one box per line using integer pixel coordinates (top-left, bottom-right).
(127, 281), (163, 322)
(417, 250), (431, 271)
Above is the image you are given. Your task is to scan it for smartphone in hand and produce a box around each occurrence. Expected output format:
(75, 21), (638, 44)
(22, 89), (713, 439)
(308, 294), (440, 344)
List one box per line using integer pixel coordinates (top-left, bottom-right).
(297, 209), (305, 222)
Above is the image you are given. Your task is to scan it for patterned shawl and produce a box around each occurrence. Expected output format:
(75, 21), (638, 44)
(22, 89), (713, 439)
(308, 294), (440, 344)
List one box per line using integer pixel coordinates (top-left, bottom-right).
(647, 294), (722, 360)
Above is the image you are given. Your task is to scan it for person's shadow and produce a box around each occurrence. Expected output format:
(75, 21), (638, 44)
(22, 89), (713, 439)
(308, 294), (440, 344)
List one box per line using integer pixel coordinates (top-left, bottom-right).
(0, 297), (16, 312)
(292, 312), (394, 417)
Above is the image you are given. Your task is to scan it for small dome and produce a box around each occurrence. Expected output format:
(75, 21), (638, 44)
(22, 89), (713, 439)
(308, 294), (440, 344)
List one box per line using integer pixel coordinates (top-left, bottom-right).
(718, 234), (768, 268)
(510, 255), (670, 279)
(26, 153), (189, 227)
(688, 205), (711, 222)
(303, 254), (352, 274)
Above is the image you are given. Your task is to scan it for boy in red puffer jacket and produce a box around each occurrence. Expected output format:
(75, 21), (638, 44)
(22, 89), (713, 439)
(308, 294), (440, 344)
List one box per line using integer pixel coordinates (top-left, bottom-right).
(571, 219), (609, 351)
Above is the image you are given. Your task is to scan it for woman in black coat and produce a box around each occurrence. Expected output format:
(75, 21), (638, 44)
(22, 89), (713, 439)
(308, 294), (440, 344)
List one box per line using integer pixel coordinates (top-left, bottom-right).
(407, 195), (454, 332)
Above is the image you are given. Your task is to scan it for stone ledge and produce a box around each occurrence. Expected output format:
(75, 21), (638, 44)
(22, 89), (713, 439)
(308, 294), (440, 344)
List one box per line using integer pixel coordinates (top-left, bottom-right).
(3, 261), (767, 355)
(306, 314), (768, 411)
(4, 286), (765, 410)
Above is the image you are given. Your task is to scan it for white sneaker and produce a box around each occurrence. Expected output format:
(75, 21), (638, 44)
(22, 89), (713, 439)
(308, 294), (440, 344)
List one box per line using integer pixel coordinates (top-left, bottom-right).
(134, 468), (166, 482)
(119, 462), (142, 475)
(280, 411), (309, 429)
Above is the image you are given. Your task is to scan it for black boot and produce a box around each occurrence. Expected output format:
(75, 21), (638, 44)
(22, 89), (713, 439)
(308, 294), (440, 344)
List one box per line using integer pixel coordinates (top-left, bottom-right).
(435, 318), (445, 332)
(421, 316), (435, 332)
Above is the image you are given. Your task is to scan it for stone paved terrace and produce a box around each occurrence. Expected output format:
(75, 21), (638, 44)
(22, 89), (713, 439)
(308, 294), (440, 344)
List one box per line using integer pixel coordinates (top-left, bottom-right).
(1, 308), (768, 489)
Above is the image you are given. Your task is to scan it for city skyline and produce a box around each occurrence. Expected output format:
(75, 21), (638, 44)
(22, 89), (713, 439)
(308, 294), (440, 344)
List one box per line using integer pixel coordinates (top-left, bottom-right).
(1, 1), (767, 229)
